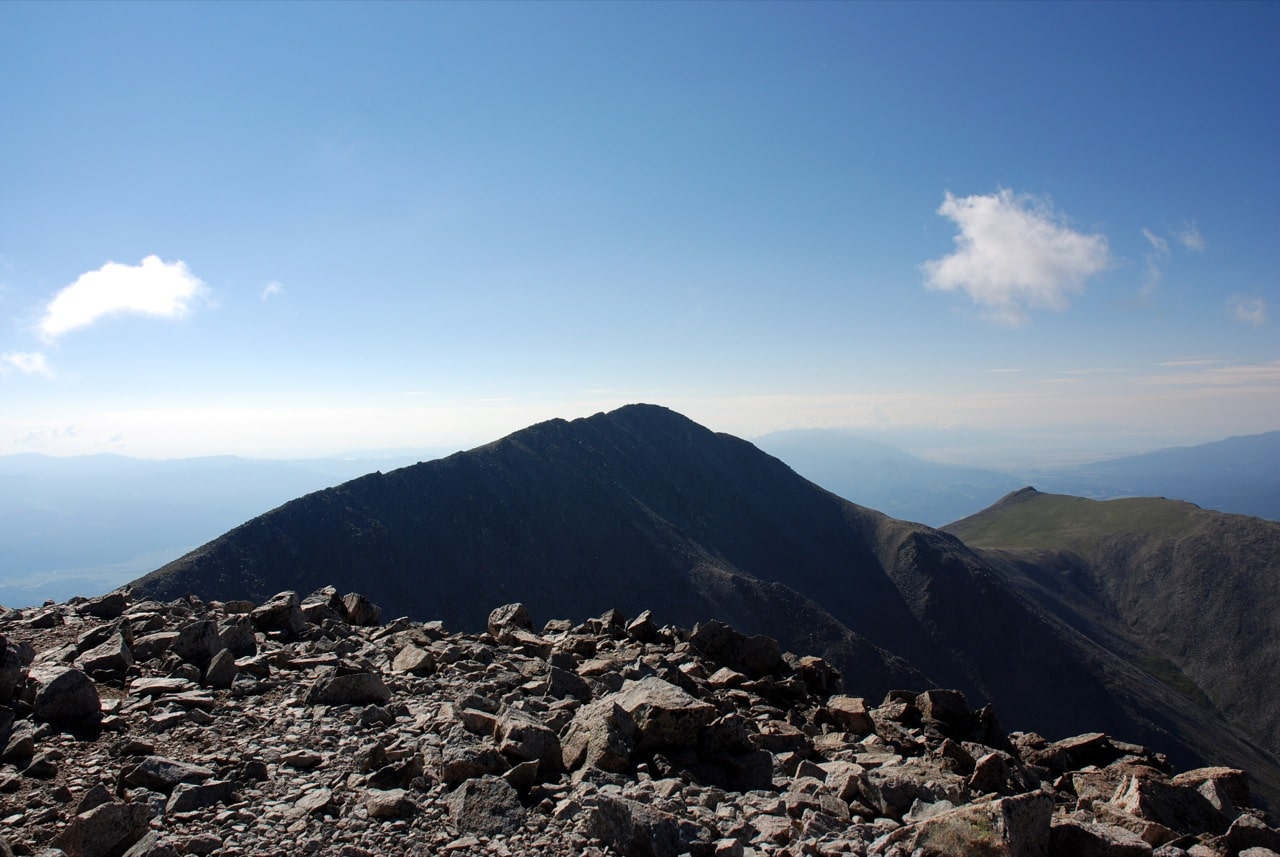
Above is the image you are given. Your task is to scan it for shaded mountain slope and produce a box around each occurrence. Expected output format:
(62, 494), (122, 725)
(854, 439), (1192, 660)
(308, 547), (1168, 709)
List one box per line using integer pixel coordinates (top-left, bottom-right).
(132, 405), (1280, 797)
(946, 488), (1280, 761)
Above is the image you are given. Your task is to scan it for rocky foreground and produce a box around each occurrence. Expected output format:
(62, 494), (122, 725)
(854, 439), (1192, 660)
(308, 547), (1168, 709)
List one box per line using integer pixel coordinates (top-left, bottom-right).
(1, 589), (1278, 857)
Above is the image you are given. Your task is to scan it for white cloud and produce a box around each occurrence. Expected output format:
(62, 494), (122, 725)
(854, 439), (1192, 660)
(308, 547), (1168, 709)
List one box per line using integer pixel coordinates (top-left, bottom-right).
(1142, 228), (1169, 254)
(1176, 222), (1206, 252)
(1229, 295), (1267, 326)
(38, 255), (207, 340)
(260, 281), (284, 301)
(922, 189), (1111, 324)
(1, 351), (53, 378)
(1139, 227), (1170, 304)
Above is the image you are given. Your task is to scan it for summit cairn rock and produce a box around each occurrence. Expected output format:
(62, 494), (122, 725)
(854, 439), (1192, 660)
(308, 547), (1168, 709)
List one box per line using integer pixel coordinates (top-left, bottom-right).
(1, 585), (1277, 856)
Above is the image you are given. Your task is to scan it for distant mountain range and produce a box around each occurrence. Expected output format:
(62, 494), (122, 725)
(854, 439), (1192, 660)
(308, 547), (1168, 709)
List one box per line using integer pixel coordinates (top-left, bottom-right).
(129, 404), (1280, 805)
(754, 428), (1280, 526)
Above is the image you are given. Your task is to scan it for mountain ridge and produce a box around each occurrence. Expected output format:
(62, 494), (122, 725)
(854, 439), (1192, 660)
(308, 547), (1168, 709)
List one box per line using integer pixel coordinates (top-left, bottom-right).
(946, 488), (1280, 763)
(130, 404), (1280, 803)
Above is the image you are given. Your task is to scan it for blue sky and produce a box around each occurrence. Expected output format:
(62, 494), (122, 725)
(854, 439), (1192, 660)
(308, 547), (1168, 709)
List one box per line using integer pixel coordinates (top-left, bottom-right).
(2, 1), (1277, 462)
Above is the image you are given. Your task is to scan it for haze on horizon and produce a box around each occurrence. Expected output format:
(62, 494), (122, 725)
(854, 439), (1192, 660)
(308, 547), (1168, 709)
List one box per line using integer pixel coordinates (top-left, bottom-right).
(2, 2), (1277, 463)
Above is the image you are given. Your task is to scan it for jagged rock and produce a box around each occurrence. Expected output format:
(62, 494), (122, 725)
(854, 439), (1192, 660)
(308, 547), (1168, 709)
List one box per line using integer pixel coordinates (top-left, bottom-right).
(828, 695), (875, 735)
(51, 800), (150, 857)
(561, 699), (639, 773)
(873, 790), (1053, 857)
(217, 615), (257, 657)
(0, 591), (1270, 857)
(121, 756), (214, 792)
(1223, 814), (1280, 854)
(249, 591), (306, 639)
(78, 591), (129, 620)
(688, 619), (787, 679)
(1049, 816), (1154, 856)
(438, 737), (509, 786)
(1038, 732), (1123, 774)
(1110, 773), (1229, 836)
(202, 648), (237, 689)
(130, 631), (177, 661)
(1170, 767), (1250, 816)
(342, 592), (382, 626)
(300, 586), (345, 623)
(611, 676), (717, 751)
(861, 758), (972, 821)
(364, 787), (413, 818)
(294, 787), (333, 814)
(165, 780), (234, 814)
(445, 775), (524, 835)
(487, 603), (552, 656)
(29, 665), (101, 722)
(496, 709), (563, 780)
(120, 831), (180, 857)
(488, 603), (533, 637)
(0, 635), (24, 703)
(1000, 790), (1056, 857)
(170, 619), (223, 668)
(77, 633), (133, 678)
(626, 609), (660, 643)
(579, 792), (709, 857)
(917, 688), (970, 730)
(390, 643), (436, 675)
(2, 720), (35, 763)
(303, 668), (390, 705)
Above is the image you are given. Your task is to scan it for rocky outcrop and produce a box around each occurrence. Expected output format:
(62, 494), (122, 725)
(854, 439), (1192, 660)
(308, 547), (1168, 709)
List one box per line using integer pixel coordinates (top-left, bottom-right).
(0, 588), (1275, 856)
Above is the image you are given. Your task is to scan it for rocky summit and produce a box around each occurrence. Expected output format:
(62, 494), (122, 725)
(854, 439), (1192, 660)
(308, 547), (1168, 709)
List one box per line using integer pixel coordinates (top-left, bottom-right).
(2, 587), (1278, 857)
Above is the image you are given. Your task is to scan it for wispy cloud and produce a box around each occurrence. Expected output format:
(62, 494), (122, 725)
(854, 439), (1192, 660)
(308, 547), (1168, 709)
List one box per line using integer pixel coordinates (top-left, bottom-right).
(1176, 222), (1206, 252)
(1229, 295), (1267, 326)
(1140, 359), (1280, 388)
(1137, 222), (1205, 304)
(921, 189), (1111, 325)
(1141, 229), (1169, 254)
(1, 351), (53, 378)
(1156, 358), (1222, 368)
(38, 255), (207, 341)
(260, 281), (284, 301)
(1060, 367), (1129, 375)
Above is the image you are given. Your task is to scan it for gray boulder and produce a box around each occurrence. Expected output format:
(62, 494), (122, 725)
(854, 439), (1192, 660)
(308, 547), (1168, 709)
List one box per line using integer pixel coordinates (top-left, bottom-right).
(688, 619), (786, 679)
(250, 591), (306, 639)
(171, 619), (224, 668)
(30, 665), (101, 723)
(77, 633), (133, 678)
(445, 776), (525, 836)
(51, 800), (150, 857)
(610, 676), (717, 751)
(121, 756), (214, 793)
(496, 710), (563, 780)
(561, 699), (638, 773)
(342, 592), (382, 626)
(303, 669), (391, 706)
(0, 635), (23, 703)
